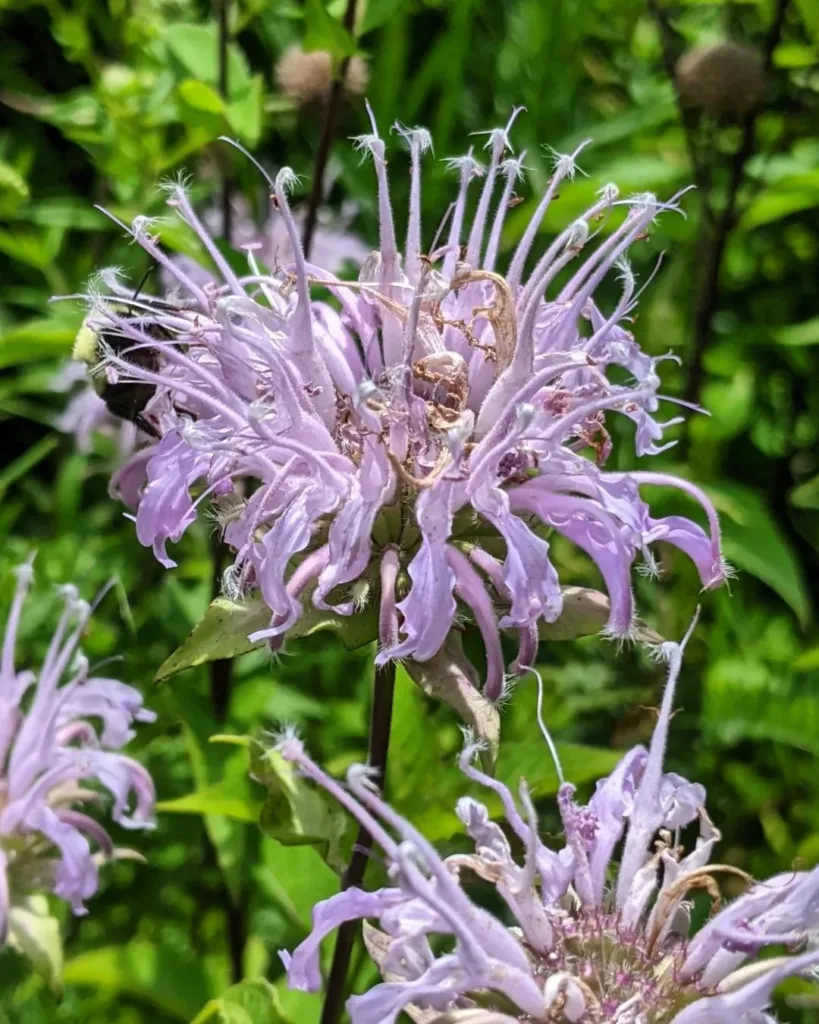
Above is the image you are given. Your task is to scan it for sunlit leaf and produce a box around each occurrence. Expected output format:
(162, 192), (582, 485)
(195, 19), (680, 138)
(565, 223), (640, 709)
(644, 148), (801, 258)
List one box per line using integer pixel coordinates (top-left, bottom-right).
(192, 978), (293, 1024)
(251, 741), (349, 873)
(704, 482), (811, 625)
(155, 595), (377, 681)
(63, 942), (213, 1020)
(774, 317), (819, 347)
(157, 784), (262, 822)
(7, 896), (63, 992)
(303, 0), (357, 59)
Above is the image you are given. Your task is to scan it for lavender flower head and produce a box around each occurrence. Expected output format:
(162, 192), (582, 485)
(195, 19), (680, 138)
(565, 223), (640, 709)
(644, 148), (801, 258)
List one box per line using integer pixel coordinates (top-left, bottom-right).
(84, 106), (727, 698)
(0, 563), (156, 942)
(277, 627), (819, 1023)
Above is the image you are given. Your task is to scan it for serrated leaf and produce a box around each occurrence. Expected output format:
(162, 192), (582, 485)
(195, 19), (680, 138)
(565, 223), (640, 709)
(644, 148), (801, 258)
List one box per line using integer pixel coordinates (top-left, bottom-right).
(192, 979), (293, 1024)
(304, 0), (357, 59)
(403, 634), (500, 772)
(251, 741), (348, 873)
(154, 594), (377, 682)
(7, 896), (63, 992)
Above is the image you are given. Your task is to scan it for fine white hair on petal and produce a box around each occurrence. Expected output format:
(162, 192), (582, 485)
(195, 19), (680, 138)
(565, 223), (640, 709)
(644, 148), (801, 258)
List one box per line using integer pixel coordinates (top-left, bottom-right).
(442, 153), (486, 177)
(275, 167), (302, 194)
(392, 122), (434, 155)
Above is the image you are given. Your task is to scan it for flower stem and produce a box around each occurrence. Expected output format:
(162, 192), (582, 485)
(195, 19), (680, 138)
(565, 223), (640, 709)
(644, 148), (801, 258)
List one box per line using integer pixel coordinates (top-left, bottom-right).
(216, 0), (233, 241)
(302, 0), (359, 259)
(319, 659), (396, 1024)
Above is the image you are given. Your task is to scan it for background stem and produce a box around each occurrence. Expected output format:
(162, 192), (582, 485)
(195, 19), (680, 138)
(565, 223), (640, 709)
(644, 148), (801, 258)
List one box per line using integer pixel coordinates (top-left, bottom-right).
(319, 660), (397, 1024)
(302, 0), (358, 259)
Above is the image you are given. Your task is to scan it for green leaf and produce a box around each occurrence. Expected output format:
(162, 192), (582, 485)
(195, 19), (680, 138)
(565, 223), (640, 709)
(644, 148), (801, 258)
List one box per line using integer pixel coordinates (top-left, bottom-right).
(0, 436), (59, 501)
(304, 0), (357, 59)
(774, 317), (819, 347)
(192, 979), (293, 1024)
(789, 473), (819, 510)
(704, 482), (811, 625)
(7, 896), (63, 992)
(359, 0), (405, 34)
(63, 942), (213, 1020)
(227, 76), (264, 146)
(0, 160), (29, 217)
(154, 594), (377, 682)
(251, 741), (349, 873)
(496, 740), (623, 799)
(0, 314), (81, 367)
(165, 24), (252, 97)
(157, 783), (262, 822)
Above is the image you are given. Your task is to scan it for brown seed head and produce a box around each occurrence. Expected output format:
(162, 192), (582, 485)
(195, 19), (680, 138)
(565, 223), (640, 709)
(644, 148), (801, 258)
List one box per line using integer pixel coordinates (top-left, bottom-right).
(275, 45), (369, 106)
(675, 41), (766, 120)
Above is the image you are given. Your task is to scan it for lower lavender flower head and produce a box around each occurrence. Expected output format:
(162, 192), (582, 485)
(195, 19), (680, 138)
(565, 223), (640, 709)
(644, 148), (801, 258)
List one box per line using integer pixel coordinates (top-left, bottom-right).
(0, 564), (156, 942)
(80, 106), (728, 698)
(277, 629), (819, 1023)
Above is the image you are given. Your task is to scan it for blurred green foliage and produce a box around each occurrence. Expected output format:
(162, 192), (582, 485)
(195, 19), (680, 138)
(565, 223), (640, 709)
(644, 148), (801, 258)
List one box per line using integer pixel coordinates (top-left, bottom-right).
(0, 0), (818, 1020)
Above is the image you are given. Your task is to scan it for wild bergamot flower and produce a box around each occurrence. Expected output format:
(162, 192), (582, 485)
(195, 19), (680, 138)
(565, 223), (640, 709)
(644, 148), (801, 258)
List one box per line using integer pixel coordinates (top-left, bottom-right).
(79, 107), (727, 698)
(277, 625), (819, 1023)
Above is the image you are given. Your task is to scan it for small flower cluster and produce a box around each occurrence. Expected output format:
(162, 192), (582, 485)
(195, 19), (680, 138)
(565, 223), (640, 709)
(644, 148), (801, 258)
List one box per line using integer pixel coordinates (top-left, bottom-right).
(277, 628), (819, 1023)
(83, 107), (727, 698)
(0, 564), (156, 940)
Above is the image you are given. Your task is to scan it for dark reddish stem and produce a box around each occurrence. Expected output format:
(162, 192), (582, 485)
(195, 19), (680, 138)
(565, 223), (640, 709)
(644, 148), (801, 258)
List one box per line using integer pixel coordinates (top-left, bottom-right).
(319, 660), (396, 1024)
(302, 0), (359, 259)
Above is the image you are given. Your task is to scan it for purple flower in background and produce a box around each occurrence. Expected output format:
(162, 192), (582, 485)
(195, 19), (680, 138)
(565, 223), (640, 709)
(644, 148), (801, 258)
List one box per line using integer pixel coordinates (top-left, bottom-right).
(277, 627), (819, 1023)
(0, 563), (156, 942)
(81, 106), (727, 698)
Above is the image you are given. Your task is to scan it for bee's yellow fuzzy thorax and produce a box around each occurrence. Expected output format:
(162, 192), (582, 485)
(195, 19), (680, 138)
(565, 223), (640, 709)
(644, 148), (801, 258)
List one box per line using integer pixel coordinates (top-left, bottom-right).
(72, 322), (99, 365)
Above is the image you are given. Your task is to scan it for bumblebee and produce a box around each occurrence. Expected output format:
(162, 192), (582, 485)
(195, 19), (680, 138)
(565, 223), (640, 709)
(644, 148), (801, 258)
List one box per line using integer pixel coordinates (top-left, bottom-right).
(72, 268), (171, 439)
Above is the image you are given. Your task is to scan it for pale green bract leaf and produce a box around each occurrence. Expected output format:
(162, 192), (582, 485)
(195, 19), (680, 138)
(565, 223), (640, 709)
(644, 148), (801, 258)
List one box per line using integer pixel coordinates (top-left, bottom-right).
(7, 896), (63, 992)
(403, 635), (500, 772)
(251, 742), (349, 874)
(191, 979), (293, 1024)
(154, 595), (378, 681)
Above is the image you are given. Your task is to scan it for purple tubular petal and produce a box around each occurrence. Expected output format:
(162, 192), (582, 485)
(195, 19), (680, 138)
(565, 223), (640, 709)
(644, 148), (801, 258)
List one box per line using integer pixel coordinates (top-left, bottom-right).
(471, 483), (561, 629)
(135, 433), (210, 568)
(458, 746), (570, 900)
(348, 958), (463, 1024)
(446, 545), (504, 700)
(511, 621), (538, 675)
(509, 484), (635, 637)
(286, 887), (405, 991)
(382, 485), (457, 663)
(670, 949), (819, 1024)
(585, 746), (647, 904)
(379, 547), (400, 650)
(248, 546), (330, 643)
(313, 444), (394, 609)
(616, 630), (693, 912)
(629, 471), (725, 587)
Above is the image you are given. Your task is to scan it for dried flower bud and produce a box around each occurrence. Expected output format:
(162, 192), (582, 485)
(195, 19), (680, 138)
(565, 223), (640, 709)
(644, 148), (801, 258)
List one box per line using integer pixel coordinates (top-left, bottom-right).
(275, 45), (368, 106)
(676, 41), (766, 120)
